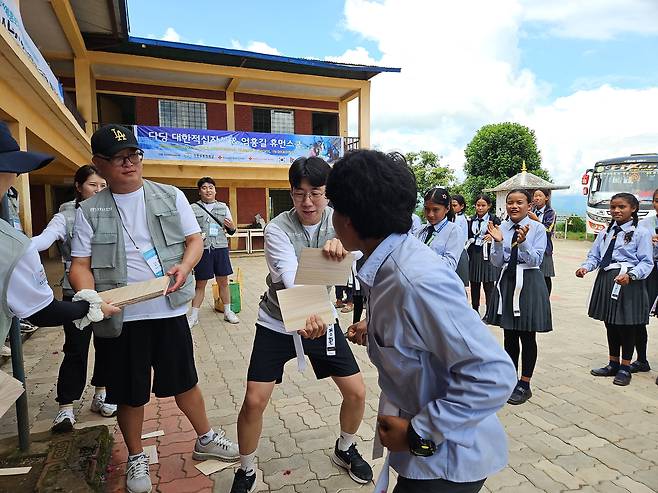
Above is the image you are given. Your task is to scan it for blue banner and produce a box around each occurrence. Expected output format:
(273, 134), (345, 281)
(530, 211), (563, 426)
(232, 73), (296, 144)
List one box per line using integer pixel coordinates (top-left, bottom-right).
(135, 126), (344, 164)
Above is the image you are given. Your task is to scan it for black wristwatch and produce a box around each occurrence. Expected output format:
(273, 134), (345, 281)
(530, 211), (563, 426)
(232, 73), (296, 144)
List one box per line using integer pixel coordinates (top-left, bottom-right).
(407, 422), (436, 457)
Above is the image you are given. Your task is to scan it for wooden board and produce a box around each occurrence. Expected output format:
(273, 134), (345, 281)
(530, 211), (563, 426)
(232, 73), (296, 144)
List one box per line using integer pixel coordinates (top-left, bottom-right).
(141, 430), (164, 440)
(277, 285), (335, 333)
(143, 445), (159, 464)
(195, 459), (238, 476)
(0, 370), (24, 418)
(294, 248), (355, 286)
(0, 467), (31, 476)
(99, 277), (170, 308)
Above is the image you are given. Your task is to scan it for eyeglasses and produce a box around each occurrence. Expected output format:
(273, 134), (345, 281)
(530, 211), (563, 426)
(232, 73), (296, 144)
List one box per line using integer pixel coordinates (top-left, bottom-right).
(291, 190), (326, 203)
(97, 150), (144, 167)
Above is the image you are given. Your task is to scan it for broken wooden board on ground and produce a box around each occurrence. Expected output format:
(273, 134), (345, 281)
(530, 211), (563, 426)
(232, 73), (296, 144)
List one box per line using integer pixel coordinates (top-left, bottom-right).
(99, 276), (170, 308)
(0, 467), (31, 476)
(143, 445), (159, 464)
(195, 459), (238, 476)
(294, 248), (355, 286)
(0, 370), (24, 418)
(277, 285), (334, 333)
(141, 430), (164, 440)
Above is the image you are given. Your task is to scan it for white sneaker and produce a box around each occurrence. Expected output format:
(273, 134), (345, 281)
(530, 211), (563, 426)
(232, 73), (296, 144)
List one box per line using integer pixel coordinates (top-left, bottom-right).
(187, 314), (198, 328)
(51, 408), (75, 433)
(0, 345), (10, 357)
(91, 393), (118, 417)
(126, 453), (152, 493)
(224, 310), (240, 324)
(90, 393), (104, 413)
(192, 430), (239, 461)
(100, 402), (118, 417)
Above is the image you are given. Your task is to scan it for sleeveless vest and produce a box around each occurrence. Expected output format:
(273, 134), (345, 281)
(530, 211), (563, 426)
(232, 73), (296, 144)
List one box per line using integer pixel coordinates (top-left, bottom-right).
(191, 201), (229, 249)
(259, 207), (335, 321)
(57, 200), (76, 296)
(0, 221), (30, 343)
(78, 180), (195, 337)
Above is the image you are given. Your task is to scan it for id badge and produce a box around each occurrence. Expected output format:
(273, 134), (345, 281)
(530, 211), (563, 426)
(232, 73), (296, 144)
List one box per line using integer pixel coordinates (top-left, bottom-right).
(208, 223), (220, 237)
(12, 219), (22, 231)
(142, 248), (164, 277)
(326, 324), (336, 356)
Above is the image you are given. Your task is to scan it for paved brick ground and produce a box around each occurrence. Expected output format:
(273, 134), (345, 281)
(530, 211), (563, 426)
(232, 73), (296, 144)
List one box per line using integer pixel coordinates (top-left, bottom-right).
(2, 239), (658, 492)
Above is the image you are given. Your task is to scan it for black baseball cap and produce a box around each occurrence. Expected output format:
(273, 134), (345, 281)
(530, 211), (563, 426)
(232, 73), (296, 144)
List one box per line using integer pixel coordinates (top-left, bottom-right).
(91, 124), (139, 157)
(0, 122), (54, 173)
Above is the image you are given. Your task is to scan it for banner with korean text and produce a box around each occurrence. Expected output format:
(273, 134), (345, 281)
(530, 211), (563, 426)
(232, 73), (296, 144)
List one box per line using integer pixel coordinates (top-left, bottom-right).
(135, 126), (344, 164)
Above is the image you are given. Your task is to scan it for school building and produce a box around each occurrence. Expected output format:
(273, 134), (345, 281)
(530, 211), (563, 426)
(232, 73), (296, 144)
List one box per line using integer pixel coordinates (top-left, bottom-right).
(1, 0), (398, 249)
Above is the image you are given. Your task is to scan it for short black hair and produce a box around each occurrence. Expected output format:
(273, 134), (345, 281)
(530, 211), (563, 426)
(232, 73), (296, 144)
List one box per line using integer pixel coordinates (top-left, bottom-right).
(451, 194), (466, 208)
(289, 156), (330, 188)
(197, 176), (215, 188)
(326, 150), (417, 239)
(475, 193), (492, 206)
(424, 187), (455, 222)
(74, 164), (101, 204)
(506, 188), (533, 203)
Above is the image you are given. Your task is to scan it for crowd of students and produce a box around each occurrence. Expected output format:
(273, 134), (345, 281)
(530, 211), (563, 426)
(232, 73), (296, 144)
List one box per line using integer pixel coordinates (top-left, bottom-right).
(1, 121), (657, 493)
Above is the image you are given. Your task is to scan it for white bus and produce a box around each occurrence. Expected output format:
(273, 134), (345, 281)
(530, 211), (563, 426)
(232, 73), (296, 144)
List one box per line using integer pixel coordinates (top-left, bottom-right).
(582, 153), (658, 234)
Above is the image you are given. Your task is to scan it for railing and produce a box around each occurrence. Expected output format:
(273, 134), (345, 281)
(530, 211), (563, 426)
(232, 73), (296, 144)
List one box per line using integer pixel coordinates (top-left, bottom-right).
(344, 136), (360, 152)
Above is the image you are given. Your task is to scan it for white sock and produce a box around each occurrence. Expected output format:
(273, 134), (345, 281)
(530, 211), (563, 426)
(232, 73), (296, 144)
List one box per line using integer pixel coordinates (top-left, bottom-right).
(128, 451), (145, 461)
(337, 430), (356, 451)
(240, 451), (256, 476)
(59, 404), (73, 412)
(224, 304), (232, 313)
(190, 307), (200, 318)
(198, 428), (215, 445)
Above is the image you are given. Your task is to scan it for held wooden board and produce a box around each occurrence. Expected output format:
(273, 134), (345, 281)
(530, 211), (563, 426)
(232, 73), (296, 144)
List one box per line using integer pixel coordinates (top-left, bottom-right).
(277, 285), (335, 333)
(294, 248), (355, 286)
(99, 276), (170, 308)
(0, 370), (25, 418)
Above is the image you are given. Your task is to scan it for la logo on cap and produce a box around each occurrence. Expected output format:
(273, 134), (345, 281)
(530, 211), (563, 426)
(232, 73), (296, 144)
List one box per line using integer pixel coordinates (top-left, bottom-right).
(111, 128), (127, 141)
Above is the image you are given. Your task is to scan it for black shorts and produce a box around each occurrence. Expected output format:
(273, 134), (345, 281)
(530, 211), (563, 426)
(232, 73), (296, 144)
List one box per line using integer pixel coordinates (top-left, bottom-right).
(247, 323), (360, 384)
(105, 315), (198, 407)
(194, 247), (233, 280)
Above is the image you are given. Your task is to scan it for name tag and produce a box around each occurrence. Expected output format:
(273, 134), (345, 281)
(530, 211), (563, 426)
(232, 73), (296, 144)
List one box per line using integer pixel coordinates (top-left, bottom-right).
(142, 248), (164, 277)
(326, 324), (336, 356)
(208, 223), (220, 237)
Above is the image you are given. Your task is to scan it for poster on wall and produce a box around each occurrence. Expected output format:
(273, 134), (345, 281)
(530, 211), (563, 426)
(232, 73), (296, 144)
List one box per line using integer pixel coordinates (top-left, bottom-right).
(1, 0), (64, 101)
(135, 126), (344, 164)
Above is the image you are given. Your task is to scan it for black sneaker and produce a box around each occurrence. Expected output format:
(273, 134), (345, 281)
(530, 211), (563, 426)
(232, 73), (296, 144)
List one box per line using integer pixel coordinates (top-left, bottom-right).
(613, 369), (632, 386)
(230, 469), (256, 493)
(590, 364), (619, 377)
(331, 439), (373, 484)
(630, 360), (651, 373)
(507, 385), (532, 405)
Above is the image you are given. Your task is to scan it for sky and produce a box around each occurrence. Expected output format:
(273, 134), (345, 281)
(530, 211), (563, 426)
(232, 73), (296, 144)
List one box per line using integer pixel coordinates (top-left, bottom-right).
(127, 0), (658, 199)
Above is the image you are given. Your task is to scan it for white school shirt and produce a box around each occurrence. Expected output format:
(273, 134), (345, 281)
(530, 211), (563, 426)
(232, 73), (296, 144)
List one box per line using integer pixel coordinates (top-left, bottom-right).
(638, 215), (658, 261)
(7, 243), (54, 319)
(31, 212), (67, 252)
(454, 213), (468, 238)
(471, 213), (490, 245)
(489, 216), (546, 268)
(71, 187), (200, 321)
(415, 219), (465, 270)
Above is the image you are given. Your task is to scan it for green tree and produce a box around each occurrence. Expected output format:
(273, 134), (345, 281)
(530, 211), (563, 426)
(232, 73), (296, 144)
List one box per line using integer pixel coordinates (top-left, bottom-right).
(462, 122), (550, 207)
(405, 151), (457, 194)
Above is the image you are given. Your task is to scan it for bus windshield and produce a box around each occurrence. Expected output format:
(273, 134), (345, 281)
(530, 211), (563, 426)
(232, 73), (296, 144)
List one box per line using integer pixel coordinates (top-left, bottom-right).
(590, 165), (658, 206)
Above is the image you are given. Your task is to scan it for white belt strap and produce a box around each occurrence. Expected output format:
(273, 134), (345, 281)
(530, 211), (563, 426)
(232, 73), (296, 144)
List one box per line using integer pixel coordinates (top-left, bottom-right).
(497, 263), (539, 316)
(326, 324), (336, 356)
(482, 241), (489, 260)
(373, 393), (400, 491)
(292, 334), (307, 372)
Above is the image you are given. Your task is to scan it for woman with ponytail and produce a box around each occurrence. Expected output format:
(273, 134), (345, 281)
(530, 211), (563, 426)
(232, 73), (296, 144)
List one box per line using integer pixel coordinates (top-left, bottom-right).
(576, 193), (653, 387)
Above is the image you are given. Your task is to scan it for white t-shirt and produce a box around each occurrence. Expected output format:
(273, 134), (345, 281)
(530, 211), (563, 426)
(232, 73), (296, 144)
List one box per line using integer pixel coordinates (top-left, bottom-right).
(7, 243), (54, 319)
(31, 212), (67, 252)
(71, 187), (200, 322)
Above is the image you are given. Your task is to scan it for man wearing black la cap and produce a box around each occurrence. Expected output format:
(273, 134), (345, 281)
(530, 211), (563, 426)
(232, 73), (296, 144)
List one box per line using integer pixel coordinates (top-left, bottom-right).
(0, 121), (120, 353)
(69, 124), (239, 493)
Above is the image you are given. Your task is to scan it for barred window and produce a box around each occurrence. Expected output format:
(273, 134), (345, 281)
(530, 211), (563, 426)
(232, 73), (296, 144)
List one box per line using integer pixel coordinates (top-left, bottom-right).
(252, 108), (295, 134)
(158, 100), (207, 129)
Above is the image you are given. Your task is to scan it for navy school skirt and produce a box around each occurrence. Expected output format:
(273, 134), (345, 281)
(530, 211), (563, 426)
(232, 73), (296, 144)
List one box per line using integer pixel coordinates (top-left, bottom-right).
(469, 245), (500, 283)
(588, 268), (649, 325)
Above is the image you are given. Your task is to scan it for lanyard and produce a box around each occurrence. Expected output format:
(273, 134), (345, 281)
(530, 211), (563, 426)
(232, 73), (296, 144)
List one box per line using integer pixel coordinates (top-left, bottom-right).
(111, 193), (142, 252)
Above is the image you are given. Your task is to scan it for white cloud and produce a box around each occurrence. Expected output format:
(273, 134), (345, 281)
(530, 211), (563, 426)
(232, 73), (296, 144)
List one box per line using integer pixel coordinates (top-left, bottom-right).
(161, 27), (182, 42)
(331, 0), (658, 193)
(230, 40), (281, 56)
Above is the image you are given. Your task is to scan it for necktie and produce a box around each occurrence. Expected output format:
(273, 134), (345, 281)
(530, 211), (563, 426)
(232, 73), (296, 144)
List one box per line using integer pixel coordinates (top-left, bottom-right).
(536, 209), (543, 217)
(424, 225), (435, 245)
(507, 224), (520, 273)
(475, 217), (483, 235)
(599, 225), (623, 269)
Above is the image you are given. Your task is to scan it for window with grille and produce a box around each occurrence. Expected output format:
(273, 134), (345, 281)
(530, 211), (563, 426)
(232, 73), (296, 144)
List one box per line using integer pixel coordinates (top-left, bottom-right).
(158, 99), (207, 129)
(252, 108), (295, 134)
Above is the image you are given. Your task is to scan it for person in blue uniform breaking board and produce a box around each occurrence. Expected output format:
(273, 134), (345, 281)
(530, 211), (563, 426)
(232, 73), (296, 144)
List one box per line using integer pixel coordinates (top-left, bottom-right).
(328, 149), (516, 493)
(576, 192), (653, 387)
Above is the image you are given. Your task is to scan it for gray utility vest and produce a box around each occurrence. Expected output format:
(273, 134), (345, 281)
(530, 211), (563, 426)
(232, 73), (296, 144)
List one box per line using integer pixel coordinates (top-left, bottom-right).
(191, 201), (229, 249)
(78, 180), (195, 338)
(0, 220), (30, 344)
(57, 200), (76, 296)
(259, 207), (335, 321)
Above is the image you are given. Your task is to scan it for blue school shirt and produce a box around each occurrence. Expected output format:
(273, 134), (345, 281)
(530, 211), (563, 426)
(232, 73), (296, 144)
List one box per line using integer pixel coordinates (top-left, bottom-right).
(490, 216), (546, 268)
(357, 233), (517, 482)
(582, 220), (653, 279)
(415, 218), (466, 270)
(638, 215), (658, 262)
(455, 213), (469, 237)
(533, 205), (556, 255)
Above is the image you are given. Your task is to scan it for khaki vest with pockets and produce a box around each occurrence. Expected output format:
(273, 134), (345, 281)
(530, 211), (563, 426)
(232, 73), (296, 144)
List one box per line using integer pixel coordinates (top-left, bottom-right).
(57, 200), (76, 296)
(191, 201), (229, 249)
(78, 180), (195, 337)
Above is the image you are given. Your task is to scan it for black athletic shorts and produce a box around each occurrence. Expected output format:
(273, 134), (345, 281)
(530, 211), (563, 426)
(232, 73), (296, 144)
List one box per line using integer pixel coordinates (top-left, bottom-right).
(194, 247), (233, 280)
(247, 323), (360, 384)
(105, 315), (198, 407)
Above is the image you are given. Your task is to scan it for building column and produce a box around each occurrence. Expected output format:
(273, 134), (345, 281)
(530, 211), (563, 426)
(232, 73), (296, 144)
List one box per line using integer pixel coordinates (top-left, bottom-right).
(74, 57), (93, 135)
(338, 100), (348, 138)
(8, 122), (32, 236)
(229, 185), (238, 250)
(226, 91), (235, 131)
(358, 82), (371, 149)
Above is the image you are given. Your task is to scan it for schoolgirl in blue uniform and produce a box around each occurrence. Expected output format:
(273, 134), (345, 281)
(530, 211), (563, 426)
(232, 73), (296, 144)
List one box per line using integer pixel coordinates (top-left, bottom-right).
(484, 189), (552, 405)
(416, 188), (467, 275)
(576, 193), (653, 387)
(451, 194), (470, 286)
(631, 188), (658, 375)
(528, 188), (556, 294)
(468, 194), (501, 312)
